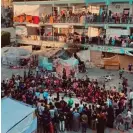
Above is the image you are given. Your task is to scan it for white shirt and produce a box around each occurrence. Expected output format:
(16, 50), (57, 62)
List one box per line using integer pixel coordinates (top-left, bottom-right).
(40, 93), (44, 100)
(38, 105), (44, 115)
(127, 111), (132, 118)
(47, 96), (53, 104)
(49, 109), (55, 118)
(129, 91), (133, 99)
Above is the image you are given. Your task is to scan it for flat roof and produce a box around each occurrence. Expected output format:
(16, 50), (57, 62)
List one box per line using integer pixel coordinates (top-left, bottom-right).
(13, 0), (132, 5)
(1, 98), (35, 133)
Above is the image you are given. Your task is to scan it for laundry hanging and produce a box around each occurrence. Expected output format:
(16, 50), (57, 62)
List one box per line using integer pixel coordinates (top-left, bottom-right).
(33, 16), (40, 24)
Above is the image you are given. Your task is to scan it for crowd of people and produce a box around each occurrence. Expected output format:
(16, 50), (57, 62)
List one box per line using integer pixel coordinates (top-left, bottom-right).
(1, 65), (133, 133)
(36, 32), (133, 47)
(41, 10), (133, 24)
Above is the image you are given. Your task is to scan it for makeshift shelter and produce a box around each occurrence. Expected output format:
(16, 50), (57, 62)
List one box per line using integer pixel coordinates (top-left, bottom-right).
(103, 55), (120, 70)
(1, 97), (37, 133)
(38, 56), (53, 70)
(76, 50), (91, 62)
(1, 47), (31, 66)
(54, 57), (79, 77)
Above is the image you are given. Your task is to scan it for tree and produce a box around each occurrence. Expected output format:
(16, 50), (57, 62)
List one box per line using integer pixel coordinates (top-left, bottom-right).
(1, 31), (10, 47)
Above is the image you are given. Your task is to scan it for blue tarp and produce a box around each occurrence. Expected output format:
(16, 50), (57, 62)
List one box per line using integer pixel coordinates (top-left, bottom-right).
(1, 98), (35, 133)
(39, 56), (53, 71)
(61, 57), (79, 67)
(24, 118), (37, 133)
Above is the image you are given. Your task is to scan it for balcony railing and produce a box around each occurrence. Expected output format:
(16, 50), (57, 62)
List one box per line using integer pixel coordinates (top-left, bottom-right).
(13, 0), (58, 1)
(16, 35), (133, 48)
(40, 15), (133, 24)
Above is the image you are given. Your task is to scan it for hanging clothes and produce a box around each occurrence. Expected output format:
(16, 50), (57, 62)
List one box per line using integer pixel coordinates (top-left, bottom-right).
(49, 16), (54, 23)
(26, 15), (32, 23)
(33, 16), (40, 24)
(19, 15), (25, 23)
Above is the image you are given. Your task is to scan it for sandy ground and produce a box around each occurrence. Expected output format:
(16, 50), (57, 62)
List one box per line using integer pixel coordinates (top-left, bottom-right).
(1, 65), (133, 133)
(2, 66), (133, 90)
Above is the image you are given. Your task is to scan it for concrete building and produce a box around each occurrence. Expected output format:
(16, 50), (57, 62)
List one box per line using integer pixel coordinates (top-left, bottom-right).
(12, 0), (133, 70)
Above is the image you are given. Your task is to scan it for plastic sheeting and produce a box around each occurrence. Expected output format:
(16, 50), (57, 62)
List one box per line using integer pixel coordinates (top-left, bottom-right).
(16, 26), (28, 36)
(58, 57), (79, 67)
(24, 118), (37, 133)
(55, 57), (79, 77)
(14, 5), (40, 16)
(38, 56), (53, 70)
(13, 5), (51, 17)
(1, 47), (31, 65)
(1, 98), (35, 133)
(77, 50), (91, 62)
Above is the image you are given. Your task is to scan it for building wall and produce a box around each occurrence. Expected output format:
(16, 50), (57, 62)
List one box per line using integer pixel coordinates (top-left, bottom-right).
(106, 28), (129, 37)
(2, 0), (12, 7)
(108, 3), (133, 14)
(88, 27), (99, 37)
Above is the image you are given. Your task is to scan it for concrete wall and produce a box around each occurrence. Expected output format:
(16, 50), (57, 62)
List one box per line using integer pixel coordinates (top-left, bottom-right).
(106, 28), (129, 37)
(108, 3), (133, 14)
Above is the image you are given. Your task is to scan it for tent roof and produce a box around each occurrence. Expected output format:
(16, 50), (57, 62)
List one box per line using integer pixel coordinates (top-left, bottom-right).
(1, 98), (35, 133)
(60, 57), (79, 66)
(1, 47), (31, 57)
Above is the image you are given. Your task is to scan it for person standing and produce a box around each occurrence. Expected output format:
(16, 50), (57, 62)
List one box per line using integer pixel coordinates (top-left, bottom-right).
(118, 83), (123, 92)
(106, 106), (114, 128)
(129, 90), (133, 108)
(81, 111), (88, 133)
(43, 110), (51, 133)
(128, 64), (132, 72)
(66, 109), (73, 131)
(58, 112), (66, 132)
(68, 95), (74, 108)
(96, 111), (106, 133)
(73, 109), (80, 131)
(119, 68), (124, 79)
(36, 66), (39, 77)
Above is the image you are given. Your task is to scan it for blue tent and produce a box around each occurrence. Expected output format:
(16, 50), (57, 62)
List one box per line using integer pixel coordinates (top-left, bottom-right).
(38, 56), (53, 71)
(1, 98), (37, 133)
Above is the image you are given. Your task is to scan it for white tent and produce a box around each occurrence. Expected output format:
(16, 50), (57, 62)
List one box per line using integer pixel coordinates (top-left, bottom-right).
(2, 97), (37, 133)
(1, 47), (31, 66)
(76, 50), (91, 62)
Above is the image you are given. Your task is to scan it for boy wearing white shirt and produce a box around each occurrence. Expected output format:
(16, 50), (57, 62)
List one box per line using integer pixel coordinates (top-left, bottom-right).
(129, 90), (133, 108)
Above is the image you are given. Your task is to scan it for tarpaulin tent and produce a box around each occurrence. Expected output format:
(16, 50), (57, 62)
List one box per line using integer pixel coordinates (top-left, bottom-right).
(1, 97), (37, 133)
(54, 57), (79, 77)
(76, 50), (91, 62)
(1, 47), (31, 66)
(38, 56), (53, 70)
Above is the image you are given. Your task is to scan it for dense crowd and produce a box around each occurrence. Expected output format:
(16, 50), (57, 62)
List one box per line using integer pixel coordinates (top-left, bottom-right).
(41, 10), (133, 24)
(1, 66), (133, 133)
(37, 32), (133, 47)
